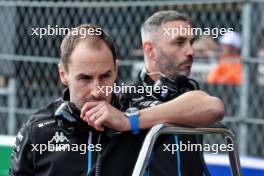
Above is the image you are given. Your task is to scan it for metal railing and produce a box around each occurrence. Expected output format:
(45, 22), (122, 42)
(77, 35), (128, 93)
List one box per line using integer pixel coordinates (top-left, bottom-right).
(132, 123), (242, 176)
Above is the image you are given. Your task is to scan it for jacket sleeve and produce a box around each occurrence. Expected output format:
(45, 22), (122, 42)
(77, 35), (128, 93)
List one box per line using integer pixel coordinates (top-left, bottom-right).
(9, 123), (34, 175)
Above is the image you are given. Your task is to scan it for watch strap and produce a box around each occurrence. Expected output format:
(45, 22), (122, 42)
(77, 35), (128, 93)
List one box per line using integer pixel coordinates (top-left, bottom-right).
(128, 114), (140, 134)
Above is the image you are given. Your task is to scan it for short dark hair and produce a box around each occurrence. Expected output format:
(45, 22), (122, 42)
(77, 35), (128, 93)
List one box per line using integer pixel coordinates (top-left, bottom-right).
(60, 24), (116, 71)
(141, 10), (193, 34)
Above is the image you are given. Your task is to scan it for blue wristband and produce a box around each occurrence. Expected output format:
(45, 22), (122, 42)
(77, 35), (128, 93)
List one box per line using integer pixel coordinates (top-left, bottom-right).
(129, 114), (140, 134)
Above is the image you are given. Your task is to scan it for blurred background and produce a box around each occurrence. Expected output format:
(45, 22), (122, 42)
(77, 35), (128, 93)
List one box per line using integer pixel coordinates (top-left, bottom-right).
(0, 0), (264, 175)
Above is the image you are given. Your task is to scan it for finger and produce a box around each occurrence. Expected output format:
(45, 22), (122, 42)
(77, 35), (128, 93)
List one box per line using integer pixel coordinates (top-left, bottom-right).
(82, 115), (91, 126)
(83, 103), (103, 123)
(81, 101), (106, 118)
(89, 111), (104, 130)
(80, 101), (100, 118)
(94, 114), (106, 132)
(84, 115), (94, 129)
(89, 107), (106, 131)
(81, 101), (100, 118)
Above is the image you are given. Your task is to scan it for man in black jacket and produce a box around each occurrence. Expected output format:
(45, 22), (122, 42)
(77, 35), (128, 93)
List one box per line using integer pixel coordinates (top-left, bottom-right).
(10, 22), (224, 176)
(9, 24), (120, 176)
(120, 10), (209, 176)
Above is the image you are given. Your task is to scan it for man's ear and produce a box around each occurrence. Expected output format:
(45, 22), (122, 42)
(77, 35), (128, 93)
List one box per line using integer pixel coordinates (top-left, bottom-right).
(143, 41), (155, 60)
(58, 63), (68, 86)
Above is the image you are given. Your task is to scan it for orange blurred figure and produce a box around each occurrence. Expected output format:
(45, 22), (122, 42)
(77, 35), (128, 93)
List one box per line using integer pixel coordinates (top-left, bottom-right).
(207, 31), (242, 84)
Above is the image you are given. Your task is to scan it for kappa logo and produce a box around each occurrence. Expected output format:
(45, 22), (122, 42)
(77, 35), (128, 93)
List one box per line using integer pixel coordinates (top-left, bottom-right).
(49, 132), (69, 143)
(31, 131), (102, 154)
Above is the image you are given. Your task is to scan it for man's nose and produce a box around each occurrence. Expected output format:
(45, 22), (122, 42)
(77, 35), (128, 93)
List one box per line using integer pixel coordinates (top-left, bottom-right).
(90, 80), (103, 98)
(186, 42), (194, 56)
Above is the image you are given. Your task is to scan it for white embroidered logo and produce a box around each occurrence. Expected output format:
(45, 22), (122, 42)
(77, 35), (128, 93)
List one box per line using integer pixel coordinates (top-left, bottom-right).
(49, 132), (69, 143)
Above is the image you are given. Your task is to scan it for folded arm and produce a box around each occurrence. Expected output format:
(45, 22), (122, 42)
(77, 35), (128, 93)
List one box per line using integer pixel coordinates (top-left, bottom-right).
(138, 90), (224, 129)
